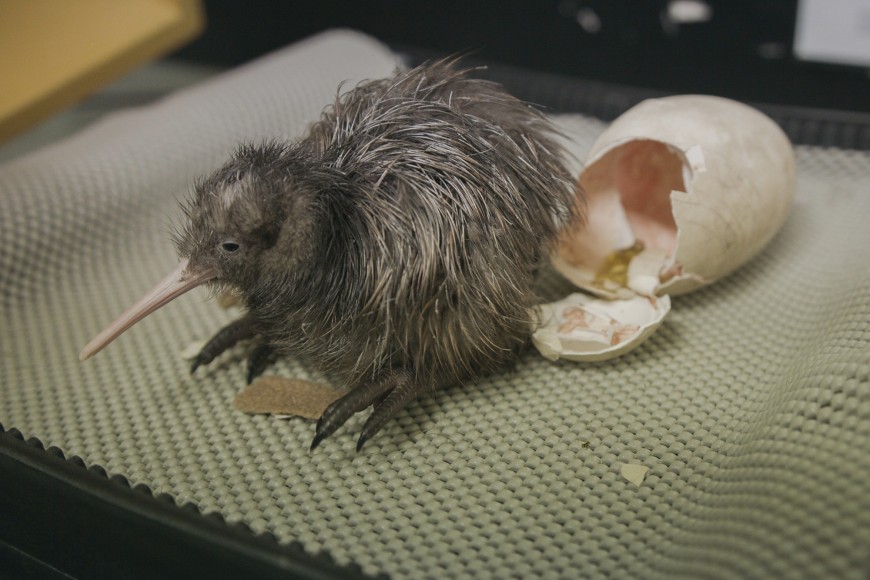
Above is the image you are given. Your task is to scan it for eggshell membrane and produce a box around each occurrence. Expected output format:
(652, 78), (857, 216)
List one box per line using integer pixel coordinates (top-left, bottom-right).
(556, 94), (796, 296)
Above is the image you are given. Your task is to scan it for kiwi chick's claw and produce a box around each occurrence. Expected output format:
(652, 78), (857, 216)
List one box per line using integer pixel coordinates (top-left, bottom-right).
(79, 59), (583, 450)
(188, 316), (257, 375)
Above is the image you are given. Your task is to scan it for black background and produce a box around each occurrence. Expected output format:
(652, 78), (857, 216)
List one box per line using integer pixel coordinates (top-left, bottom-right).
(172, 0), (870, 113)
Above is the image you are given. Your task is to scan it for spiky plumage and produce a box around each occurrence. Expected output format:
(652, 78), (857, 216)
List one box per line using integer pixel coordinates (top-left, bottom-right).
(178, 59), (582, 448)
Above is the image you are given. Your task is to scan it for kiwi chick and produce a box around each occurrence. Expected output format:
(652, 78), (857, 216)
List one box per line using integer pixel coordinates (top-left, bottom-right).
(81, 59), (582, 451)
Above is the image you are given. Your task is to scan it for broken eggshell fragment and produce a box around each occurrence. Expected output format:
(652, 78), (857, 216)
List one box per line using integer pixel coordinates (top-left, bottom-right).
(533, 292), (671, 362)
(537, 95), (795, 361)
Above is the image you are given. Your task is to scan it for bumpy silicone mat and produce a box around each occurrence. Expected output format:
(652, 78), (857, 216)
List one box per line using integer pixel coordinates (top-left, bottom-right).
(1, 30), (868, 579)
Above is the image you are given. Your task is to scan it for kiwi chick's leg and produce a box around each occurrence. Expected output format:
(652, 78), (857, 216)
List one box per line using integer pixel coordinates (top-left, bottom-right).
(356, 370), (417, 451)
(246, 343), (277, 384)
(310, 368), (409, 451)
(190, 316), (257, 374)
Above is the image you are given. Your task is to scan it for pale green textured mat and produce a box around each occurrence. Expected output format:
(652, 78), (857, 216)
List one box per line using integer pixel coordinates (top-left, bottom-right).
(1, 30), (869, 579)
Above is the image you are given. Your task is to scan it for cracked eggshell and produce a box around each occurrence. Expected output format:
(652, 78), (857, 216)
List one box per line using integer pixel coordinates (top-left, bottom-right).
(555, 95), (796, 297)
(533, 293), (671, 362)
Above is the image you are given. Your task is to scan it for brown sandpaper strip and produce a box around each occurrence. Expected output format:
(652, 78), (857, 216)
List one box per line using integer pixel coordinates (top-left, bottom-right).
(233, 376), (345, 420)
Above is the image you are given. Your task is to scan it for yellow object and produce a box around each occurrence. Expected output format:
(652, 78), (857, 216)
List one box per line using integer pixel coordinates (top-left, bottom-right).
(0, 0), (204, 143)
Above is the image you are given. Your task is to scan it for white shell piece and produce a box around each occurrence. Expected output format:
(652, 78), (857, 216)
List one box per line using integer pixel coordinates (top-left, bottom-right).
(556, 95), (796, 296)
(532, 292), (671, 362)
(620, 463), (650, 486)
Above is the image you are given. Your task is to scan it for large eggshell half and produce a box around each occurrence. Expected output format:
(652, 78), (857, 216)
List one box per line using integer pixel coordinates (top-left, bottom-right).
(555, 95), (796, 296)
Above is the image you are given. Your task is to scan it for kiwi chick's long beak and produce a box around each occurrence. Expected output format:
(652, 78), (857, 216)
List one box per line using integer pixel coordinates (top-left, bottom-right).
(79, 258), (217, 361)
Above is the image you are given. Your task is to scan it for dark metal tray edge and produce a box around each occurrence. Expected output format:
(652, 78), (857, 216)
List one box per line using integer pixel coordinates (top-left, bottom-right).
(0, 424), (381, 580)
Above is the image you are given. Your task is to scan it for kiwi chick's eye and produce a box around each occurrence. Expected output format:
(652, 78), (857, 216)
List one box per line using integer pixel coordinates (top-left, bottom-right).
(220, 240), (241, 253)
